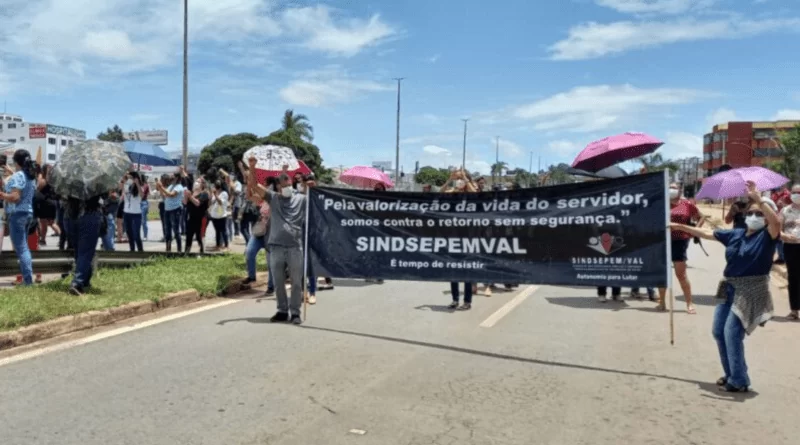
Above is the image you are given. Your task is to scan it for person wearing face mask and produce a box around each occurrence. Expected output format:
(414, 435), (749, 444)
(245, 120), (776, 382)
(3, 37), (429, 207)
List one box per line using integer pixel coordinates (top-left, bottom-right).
(208, 180), (230, 252)
(671, 181), (779, 393)
(660, 183), (703, 314)
(779, 183), (800, 321)
(183, 178), (209, 253)
(725, 196), (752, 230)
(155, 174), (185, 252)
(249, 159), (307, 324)
(443, 169), (478, 309)
(0, 150), (38, 285)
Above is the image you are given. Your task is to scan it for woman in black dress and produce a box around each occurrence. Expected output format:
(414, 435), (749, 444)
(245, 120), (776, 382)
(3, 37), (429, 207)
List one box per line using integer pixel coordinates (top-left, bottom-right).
(36, 164), (60, 246)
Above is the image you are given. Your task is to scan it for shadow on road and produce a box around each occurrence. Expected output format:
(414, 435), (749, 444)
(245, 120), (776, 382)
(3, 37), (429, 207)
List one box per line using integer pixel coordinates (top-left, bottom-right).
(414, 304), (456, 313)
(330, 279), (374, 288)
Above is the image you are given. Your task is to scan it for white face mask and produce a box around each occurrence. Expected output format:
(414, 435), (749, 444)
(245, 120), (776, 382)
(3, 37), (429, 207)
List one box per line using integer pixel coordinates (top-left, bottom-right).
(454, 179), (466, 189)
(792, 193), (800, 204)
(745, 215), (766, 231)
(669, 189), (680, 199)
(281, 187), (293, 198)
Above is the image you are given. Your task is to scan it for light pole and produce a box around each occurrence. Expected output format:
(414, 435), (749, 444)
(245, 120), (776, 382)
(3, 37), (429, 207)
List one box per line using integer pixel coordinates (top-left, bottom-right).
(393, 78), (404, 184)
(182, 0), (189, 169)
(495, 136), (500, 184)
(461, 118), (469, 171)
(528, 151), (533, 187)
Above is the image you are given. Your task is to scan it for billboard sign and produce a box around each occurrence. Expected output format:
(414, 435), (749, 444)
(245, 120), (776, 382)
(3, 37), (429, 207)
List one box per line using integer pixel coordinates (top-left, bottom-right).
(46, 124), (86, 140)
(29, 124), (46, 139)
(372, 161), (392, 172)
(125, 130), (168, 145)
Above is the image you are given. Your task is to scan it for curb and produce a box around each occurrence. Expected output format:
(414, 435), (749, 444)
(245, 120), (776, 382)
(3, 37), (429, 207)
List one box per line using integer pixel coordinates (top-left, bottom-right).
(0, 276), (265, 352)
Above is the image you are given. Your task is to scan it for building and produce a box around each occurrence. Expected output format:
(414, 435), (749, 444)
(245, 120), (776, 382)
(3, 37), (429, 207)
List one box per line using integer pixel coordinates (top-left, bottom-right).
(167, 151), (200, 174)
(0, 113), (87, 164)
(702, 120), (800, 177)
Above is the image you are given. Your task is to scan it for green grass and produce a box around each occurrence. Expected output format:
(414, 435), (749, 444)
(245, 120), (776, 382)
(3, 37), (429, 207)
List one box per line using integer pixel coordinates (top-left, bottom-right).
(0, 254), (266, 332)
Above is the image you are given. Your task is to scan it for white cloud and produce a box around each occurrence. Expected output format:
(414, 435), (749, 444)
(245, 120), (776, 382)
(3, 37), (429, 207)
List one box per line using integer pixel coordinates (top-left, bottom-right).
(281, 5), (395, 57)
(0, 0), (394, 88)
(773, 109), (800, 120)
(130, 113), (162, 121)
(401, 134), (462, 146)
(279, 70), (393, 107)
(511, 84), (707, 133)
(548, 140), (582, 156)
(423, 145), (450, 155)
(707, 107), (737, 126)
(549, 17), (800, 60)
(663, 131), (703, 159)
(418, 145), (491, 174)
(428, 54), (441, 63)
(497, 138), (523, 158)
(595, 0), (716, 15)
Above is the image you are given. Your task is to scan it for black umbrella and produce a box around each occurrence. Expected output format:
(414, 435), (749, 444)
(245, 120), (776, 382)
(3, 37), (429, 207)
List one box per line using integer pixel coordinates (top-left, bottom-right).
(565, 165), (628, 179)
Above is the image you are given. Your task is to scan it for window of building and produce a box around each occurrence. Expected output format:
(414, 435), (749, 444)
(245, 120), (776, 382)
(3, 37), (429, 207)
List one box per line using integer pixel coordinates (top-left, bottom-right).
(7, 123), (16, 129)
(48, 137), (56, 144)
(61, 139), (67, 146)
(12, 118), (22, 122)
(19, 136), (25, 141)
(48, 153), (56, 161)
(754, 130), (776, 140)
(703, 135), (712, 145)
(68, 140), (73, 146)
(7, 138), (16, 143)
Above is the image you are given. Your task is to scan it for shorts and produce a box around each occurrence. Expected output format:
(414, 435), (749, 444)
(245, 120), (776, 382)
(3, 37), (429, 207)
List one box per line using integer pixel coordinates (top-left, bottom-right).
(671, 239), (690, 263)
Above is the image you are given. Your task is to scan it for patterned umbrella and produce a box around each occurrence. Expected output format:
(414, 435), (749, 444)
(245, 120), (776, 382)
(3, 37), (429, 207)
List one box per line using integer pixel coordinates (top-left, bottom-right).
(696, 167), (789, 200)
(339, 166), (394, 189)
(48, 140), (131, 200)
(244, 145), (312, 183)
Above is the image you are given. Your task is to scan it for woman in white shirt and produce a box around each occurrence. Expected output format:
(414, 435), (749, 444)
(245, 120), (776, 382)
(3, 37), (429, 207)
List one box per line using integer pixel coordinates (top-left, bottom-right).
(122, 172), (144, 252)
(208, 180), (230, 251)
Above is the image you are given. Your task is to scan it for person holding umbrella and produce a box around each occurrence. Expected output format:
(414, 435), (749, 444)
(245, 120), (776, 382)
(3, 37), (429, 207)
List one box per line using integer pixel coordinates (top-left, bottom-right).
(670, 181), (778, 393)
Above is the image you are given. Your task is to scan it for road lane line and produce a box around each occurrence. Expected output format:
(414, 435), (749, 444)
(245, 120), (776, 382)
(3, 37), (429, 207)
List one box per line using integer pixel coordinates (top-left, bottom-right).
(0, 299), (240, 368)
(479, 285), (538, 328)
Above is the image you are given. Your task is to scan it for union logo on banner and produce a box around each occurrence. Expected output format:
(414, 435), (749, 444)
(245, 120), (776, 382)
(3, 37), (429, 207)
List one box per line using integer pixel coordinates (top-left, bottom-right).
(587, 233), (625, 256)
(29, 125), (46, 139)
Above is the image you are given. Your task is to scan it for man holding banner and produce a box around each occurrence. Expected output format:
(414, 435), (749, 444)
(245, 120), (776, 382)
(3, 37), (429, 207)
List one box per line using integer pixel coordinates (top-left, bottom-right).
(248, 157), (306, 325)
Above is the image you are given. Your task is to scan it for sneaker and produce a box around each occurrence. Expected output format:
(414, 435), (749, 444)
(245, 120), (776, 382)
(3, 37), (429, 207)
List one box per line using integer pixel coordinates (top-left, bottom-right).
(269, 312), (289, 323)
(243, 277), (256, 285)
(598, 295), (608, 303)
(307, 294), (317, 305)
(458, 303), (472, 311)
(264, 288), (275, 296)
(484, 286), (492, 297)
(69, 285), (83, 296)
(290, 315), (303, 325)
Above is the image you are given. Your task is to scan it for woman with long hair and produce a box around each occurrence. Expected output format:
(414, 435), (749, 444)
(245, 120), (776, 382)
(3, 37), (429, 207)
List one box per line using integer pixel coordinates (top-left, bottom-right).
(0, 150), (38, 285)
(208, 180), (230, 251)
(122, 172), (144, 252)
(36, 164), (60, 245)
(155, 174), (184, 252)
(139, 175), (150, 241)
(184, 177), (209, 253)
(443, 169), (477, 310)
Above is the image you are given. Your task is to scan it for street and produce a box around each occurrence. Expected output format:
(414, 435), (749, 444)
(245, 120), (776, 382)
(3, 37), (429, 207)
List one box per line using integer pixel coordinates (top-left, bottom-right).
(0, 240), (797, 445)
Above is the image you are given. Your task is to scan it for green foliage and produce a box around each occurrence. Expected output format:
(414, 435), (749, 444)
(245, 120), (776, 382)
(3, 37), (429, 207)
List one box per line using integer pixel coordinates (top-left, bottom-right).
(414, 166), (450, 186)
(542, 163), (575, 186)
(767, 124), (800, 182)
(97, 125), (125, 142)
(490, 161), (508, 177)
(197, 133), (260, 180)
(638, 153), (679, 174)
(281, 110), (314, 142)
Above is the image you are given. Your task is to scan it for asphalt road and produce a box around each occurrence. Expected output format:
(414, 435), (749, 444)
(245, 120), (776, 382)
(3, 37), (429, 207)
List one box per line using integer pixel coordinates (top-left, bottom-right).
(0, 241), (797, 445)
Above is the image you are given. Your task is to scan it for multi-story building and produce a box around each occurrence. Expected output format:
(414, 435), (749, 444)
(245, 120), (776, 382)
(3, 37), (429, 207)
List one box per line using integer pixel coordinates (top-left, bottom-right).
(702, 120), (800, 177)
(0, 113), (87, 164)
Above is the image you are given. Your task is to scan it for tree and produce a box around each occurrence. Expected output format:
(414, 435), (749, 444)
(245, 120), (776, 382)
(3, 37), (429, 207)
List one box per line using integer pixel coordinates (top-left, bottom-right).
(765, 124), (800, 182)
(197, 133), (260, 180)
(414, 166), (450, 186)
(262, 130), (331, 183)
(541, 163), (575, 186)
(637, 153), (679, 174)
(98, 125), (125, 142)
(280, 109), (314, 142)
(490, 161), (508, 177)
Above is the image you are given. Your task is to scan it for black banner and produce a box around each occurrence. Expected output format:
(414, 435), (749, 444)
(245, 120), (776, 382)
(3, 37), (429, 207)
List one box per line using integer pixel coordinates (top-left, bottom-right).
(307, 172), (668, 287)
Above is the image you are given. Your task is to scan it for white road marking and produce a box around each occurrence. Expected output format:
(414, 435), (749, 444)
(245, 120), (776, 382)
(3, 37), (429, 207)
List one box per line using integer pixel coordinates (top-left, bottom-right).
(479, 285), (538, 328)
(0, 299), (240, 368)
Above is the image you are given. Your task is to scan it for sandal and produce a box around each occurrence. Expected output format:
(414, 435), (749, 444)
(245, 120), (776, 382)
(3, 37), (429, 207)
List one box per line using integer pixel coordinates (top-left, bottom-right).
(655, 304), (667, 312)
(787, 312), (799, 320)
(687, 306), (697, 315)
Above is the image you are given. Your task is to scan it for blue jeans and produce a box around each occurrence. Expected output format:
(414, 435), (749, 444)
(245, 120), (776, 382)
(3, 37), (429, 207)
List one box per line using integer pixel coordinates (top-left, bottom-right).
(240, 219), (252, 244)
(307, 257), (317, 295)
(8, 212), (34, 285)
(140, 200), (149, 239)
(267, 251), (274, 291)
(65, 211), (101, 290)
(123, 212), (143, 252)
(777, 240), (785, 262)
(101, 214), (115, 251)
(451, 282), (473, 304)
(245, 235), (268, 281)
(163, 208), (183, 251)
(712, 284), (750, 389)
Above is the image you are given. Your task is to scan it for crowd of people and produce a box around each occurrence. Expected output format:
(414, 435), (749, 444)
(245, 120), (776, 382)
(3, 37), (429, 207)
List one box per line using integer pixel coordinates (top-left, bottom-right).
(1, 149), (797, 392)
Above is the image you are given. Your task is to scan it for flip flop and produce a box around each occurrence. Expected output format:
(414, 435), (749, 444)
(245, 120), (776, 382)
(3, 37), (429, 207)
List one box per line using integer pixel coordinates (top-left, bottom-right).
(687, 307), (697, 315)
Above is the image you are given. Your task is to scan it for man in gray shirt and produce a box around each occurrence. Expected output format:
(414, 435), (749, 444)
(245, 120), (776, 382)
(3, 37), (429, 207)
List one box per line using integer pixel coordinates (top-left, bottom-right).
(248, 158), (306, 324)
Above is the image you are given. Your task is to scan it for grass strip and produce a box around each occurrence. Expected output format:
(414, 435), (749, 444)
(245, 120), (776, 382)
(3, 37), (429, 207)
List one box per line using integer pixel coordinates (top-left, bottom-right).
(0, 254), (264, 332)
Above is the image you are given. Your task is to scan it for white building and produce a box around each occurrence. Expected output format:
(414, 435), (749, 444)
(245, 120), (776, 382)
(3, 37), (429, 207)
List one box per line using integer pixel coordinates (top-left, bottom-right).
(0, 113), (87, 164)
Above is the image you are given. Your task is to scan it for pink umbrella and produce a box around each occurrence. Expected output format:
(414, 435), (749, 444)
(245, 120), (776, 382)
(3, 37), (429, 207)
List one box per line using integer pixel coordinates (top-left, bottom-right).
(696, 167), (789, 200)
(340, 166), (394, 189)
(572, 132), (664, 172)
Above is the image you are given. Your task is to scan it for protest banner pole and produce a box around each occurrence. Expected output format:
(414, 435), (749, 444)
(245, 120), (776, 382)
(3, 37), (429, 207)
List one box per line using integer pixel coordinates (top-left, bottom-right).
(663, 170), (675, 345)
(302, 190), (311, 321)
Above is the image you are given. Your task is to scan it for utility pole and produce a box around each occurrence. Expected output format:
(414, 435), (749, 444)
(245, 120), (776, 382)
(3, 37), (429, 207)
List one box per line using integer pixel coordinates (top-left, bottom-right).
(393, 78), (404, 184)
(461, 118), (469, 171)
(528, 151), (533, 187)
(495, 136), (500, 184)
(181, 0), (189, 169)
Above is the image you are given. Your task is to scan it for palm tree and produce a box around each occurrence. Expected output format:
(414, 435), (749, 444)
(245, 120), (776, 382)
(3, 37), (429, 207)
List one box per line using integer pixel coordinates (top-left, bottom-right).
(490, 161), (508, 177)
(280, 109), (314, 142)
(637, 153), (679, 174)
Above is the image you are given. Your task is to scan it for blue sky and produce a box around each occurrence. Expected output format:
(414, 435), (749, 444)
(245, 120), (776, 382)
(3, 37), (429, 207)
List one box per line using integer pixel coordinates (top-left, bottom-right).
(2, 0), (800, 174)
